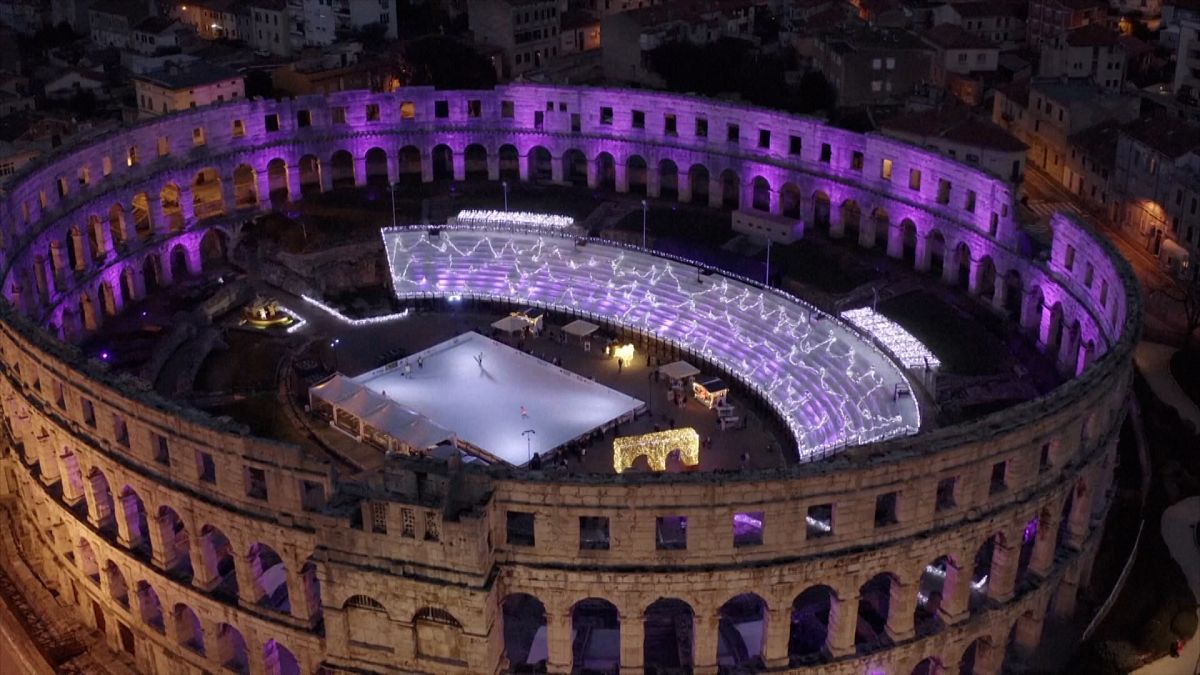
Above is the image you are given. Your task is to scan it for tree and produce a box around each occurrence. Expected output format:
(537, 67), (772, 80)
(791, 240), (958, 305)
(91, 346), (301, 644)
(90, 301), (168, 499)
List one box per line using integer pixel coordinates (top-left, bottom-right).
(1156, 269), (1200, 349)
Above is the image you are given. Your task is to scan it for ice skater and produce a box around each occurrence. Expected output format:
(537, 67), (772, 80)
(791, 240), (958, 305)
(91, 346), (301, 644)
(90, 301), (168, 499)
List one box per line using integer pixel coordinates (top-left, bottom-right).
(404, 362), (412, 378)
(417, 357), (424, 369)
(474, 352), (484, 369)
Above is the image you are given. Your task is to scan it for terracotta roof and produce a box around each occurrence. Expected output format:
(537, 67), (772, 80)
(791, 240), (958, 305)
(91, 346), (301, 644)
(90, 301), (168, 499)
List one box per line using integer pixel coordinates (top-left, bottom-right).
(923, 23), (996, 49)
(1121, 115), (1200, 159)
(881, 107), (1028, 152)
(1065, 23), (1119, 47)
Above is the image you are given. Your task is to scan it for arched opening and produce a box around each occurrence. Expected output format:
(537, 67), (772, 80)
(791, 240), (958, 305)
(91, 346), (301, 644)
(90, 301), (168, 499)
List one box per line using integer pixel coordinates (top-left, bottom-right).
(812, 191), (831, 230)
(927, 230), (947, 277)
(954, 242), (972, 287)
(232, 165), (257, 209)
(87, 214), (106, 262)
(158, 505), (192, 582)
(855, 573), (897, 653)
(626, 155), (648, 195)
(300, 559), (322, 623)
(200, 524), (238, 603)
(1017, 512), (1040, 588)
(413, 607), (465, 661)
(464, 144), (488, 180)
(718, 593), (767, 669)
(87, 467), (116, 536)
(247, 542), (290, 613)
(563, 149), (588, 187)
(330, 149), (355, 189)
(160, 183), (183, 231)
(298, 155), (321, 196)
(528, 146), (551, 182)
(200, 229), (227, 271)
(502, 593), (548, 671)
(137, 581), (165, 633)
(169, 244), (189, 280)
(119, 485), (151, 558)
(751, 176), (771, 212)
(644, 597), (694, 672)
(780, 183), (801, 219)
(398, 146), (422, 184)
(120, 267), (137, 306)
(78, 538), (100, 584)
(217, 622), (248, 673)
(915, 556), (955, 636)
(719, 169), (739, 209)
(173, 604), (204, 654)
(658, 160), (679, 200)
(498, 144), (520, 181)
(976, 256), (997, 301)
(898, 218), (918, 265)
(958, 636), (993, 675)
(969, 533), (1005, 613)
(1002, 611), (1038, 670)
(191, 167), (224, 220)
(688, 164), (709, 205)
(913, 656), (945, 675)
(108, 203), (128, 248)
(571, 598), (620, 671)
(1057, 482), (1079, 553)
(840, 200), (862, 241)
(432, 144), (454, 181)
(595, 153), (616, 191)
(263, 639), (301, 675)
(131, 192), (152, 240)
(142, 254), (161, 294)
(789, 586), (833, 666)
(1004, 270), (1023, 320)
(364, 147), (389, 186)
(869, 207), (889, 248)
(105, 560), (129, 606)
(1045, 302), (1065, 352)
(267, 158), (288, 204)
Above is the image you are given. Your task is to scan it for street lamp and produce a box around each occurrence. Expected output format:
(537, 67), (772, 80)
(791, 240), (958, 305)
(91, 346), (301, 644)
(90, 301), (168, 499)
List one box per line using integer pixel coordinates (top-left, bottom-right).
(329, 338), (341, 371)
(641, 199), (648, 249)
(522, 428), (536, 463)
(764, 237), (772, 287)
(389, 182), (398, 230)
(502, 181), (510, 212)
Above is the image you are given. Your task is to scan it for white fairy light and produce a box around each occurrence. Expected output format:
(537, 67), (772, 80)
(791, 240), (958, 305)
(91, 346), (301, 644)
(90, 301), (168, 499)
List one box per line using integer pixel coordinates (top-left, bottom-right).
(805, 515), (832, 532)
(840, 307), (941, 371)
(452, 210), (574, 229)
(300, 294), (411, 326)
(278, 305), (308, 334)
(971, 575), (989, 591)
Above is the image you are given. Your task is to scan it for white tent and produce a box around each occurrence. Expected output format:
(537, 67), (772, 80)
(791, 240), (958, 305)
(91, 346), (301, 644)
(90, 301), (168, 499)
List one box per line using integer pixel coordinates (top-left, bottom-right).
(659, 360), (700, 381)
(563, 319), (599, 338)
(361, 403), (455, 451)
(491, 315), (528, 334)
(308, 373), (361, 407)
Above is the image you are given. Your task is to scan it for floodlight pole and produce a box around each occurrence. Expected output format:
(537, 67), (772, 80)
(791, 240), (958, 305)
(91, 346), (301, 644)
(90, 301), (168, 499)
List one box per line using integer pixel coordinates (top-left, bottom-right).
(764, 238), (772, 287)
(522, 428), (536, 463)
(390, 182), (398, 230)
(503, 181), (510, 212)
(641, 199), (648, 249)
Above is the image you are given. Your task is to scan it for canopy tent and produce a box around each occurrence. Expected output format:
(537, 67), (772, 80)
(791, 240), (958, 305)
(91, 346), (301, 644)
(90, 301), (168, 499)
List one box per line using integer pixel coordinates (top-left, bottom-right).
(563, 319), (599, 338)
(309, 376), (457, 454)
(659, 360), (700, 382)
(308, 373), (361, 407)
(361, 403), (455, 452)
(491, 315), (529, 334)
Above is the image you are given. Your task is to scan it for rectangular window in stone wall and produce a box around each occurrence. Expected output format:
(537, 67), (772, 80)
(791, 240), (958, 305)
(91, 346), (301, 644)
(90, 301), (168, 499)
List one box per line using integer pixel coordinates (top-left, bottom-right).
(806, 504), (832, 539)
(600, 106), (613, 125)
(733, 511), (764, 547)
(1064, 245), (1075, 271)
(571, 113), (581, 132)
(232, 119), (245, 137)
(965, 189), (976, 213)
(245, 466), (268, 500)
(727, 123), (740, 143)
(989, 213), (999, 236)
(467, 99), (482, 118)
(534, 111), (544, 129)
(819, 143), (831, 163)
(424, 511), (440, 541)
(789, 135), (802, 156)
(632, 110), (645, 129)
(330, 107), (346, 124)
(151, 433), (169, 465)
(371, 502), (387, 534)
(400, 101), (416, 120)
(52, 381), (65, 409)
(874, 492), (898, 527)
(851, 151), (864, 171)
(297, 110), (312, 128)
(881, 158), (893, 180)
(758, 130), (770, 149)
(434, 100), (449, 118)
(81, 398), (96, 427)
(192, 127), (206, 146)
(909, 169), (921, 191)
(501, 100), (514, 118)
(656, 515), (687, 550)
(1084, 262), (1094, 288)
(300, 480), (324, 512)
(937, 179), (951, 204)
(366, 103), (381, 122)
(1100, 280), (1109, 308)
(196, 451), (216, 483)
(579, 516), (610, 550)
(264, 114), (279, 132)
(157, 137), (170, 157)
(127, 146), (139, 166)
(989, 461), (1008, 494)
(112, 414), (129, 447)
(695, 117), (708, 138)
(1039, 443), (1052, 473)
(401, 508), (416, 537)
(507, 511), (536, 546)
(936, 477), (956, 511)
(665, 114), (677, 136)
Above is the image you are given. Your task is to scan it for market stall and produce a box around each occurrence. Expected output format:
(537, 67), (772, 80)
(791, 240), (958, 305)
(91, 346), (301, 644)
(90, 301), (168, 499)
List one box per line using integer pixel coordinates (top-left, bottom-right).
(693, 376), (730, 409)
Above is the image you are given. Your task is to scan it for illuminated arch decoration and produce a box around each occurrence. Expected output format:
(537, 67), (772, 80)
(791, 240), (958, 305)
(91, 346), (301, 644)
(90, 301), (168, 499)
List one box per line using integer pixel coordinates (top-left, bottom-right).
(613, 428), (701, 474)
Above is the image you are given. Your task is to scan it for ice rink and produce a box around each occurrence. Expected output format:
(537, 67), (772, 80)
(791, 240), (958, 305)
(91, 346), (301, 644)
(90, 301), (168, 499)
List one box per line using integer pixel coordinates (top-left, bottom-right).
(353, 332), (643, 464)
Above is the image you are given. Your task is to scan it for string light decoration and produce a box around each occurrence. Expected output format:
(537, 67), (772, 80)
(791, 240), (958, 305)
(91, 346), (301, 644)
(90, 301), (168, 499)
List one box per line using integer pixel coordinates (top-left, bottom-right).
(613, 428), (701, 473)
(301, 294), (411, 326)
(382, 228), (922, 460)
(452, 210), (574, 229)
(613, 343), (635, 362)
(840, 308), (941, 371)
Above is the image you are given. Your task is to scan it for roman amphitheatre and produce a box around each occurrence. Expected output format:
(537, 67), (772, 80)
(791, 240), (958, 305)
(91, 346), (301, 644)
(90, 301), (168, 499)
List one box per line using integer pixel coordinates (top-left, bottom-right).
(0, 85), (1139, 675)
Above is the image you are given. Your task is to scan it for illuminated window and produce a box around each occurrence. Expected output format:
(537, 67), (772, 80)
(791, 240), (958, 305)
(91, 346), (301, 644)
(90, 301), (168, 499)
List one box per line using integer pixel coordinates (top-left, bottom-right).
(157, 137), (170, 157)
(366, 103), (380, 121)
(881, 158), (893, 180)
(400, 101), (415, 119)
(231, 119), (245, 137)
(909, 169), (922, 191)
(127, 146), (138, 167)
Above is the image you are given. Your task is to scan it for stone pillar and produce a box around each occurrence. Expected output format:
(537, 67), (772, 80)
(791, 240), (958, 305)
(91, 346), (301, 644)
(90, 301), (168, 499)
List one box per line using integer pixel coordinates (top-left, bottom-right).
(1067, 482), (1093, 550)
(987, 535), (1019, 604)
(693, 612), (719, 674)
(517, 153), (530, 182)
(1011, 611), (1045, 661)
(149, 195), (167, 234)
(158, 253), (174, 287)
(56, 237), (78, 277)
(940, 558), (970, 624)
(992, 276), (1009, 312)
(678, 175), (692, 203)
(708, 176), (723, 209)
(614, 163), (628, 193)
(1051, 568), (1079, 620)
(319, 164), (334, 193)
(486, 153), (500, 182)
(353, 156), (368, 187)
(1020, 290), (1041, 332)
(646, 169), (661, 198)
(941, 244), (960, 285)
(388, 153), (401, 185)
(184, 244), (202, 277)
(829, 209), (845, 239)
(37, 443), (60, 484)
(764, 606), (791, 669)
(546, 611), (572, 673)
(887, 223), (905, 258)
(452, 151), (467, 182)
(286, 163), (303, 200)
(586, 159), (598, 189)
(858, 217), (875, 248)
(286, 564), (312, 623)
(256, 167), (272, 210)
(113, 494), (133, 548)
(178, 187), (195, 225)
(550, 155), (564, 183)
(1029, 512), (1057, 578)
(220, 180), (236, 215)
(148, 511), (175, 571)
(968, 258), (984, 294)
(618, 613), (643, 673)
(1038, 306), (1058, 350)
(914, 235), (931, 272)
(1058, 324), (1080, 374)
(80, 291), (100, 332)
(886, 581), (916, 641)
(1076, 341), (1095, 375)
(57, 453), (83, 504)
(826, 592), (858, 658)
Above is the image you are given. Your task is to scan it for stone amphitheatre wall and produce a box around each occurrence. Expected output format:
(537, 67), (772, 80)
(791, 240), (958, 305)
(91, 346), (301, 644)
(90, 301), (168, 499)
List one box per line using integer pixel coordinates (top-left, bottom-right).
(0, 85), (1140, 675)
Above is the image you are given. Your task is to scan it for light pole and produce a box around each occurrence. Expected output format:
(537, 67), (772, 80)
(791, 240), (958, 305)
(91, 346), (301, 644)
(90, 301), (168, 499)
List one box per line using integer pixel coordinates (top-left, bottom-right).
(641, 199), (648, 249)
(389, 182), (398, 230)
(522, 428), (536, 464)
(764, 237), (772, 287)
(329, 338), (341, 372)
(502, 181), (510, 212)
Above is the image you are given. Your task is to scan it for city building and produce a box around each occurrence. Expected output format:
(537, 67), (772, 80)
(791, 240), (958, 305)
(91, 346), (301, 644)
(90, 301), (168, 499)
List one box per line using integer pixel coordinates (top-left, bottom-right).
(931, 1), (1025, 49)
(0, 141), (41, 185)
(176, 0), (242, 41)
(922, 23), (1000, 88)
(270, 44), (394, 95)
(1172, 12), (1200, 105)
(560, 9), (601, 54)
(129, 16), (188, 55)
(1038, 24), (1126, 92)
(133, 61), (244, 115)
(1063, 119), (1120, 215)
(88, 0), (154, 48)
(814, 27), (934, 107)
(287, 0), (336, 47)
(880, 105), (1028, 181)
(1112, 115), (1200, 272)
(0, 0), (49, 35)
(244, 0), (294, 57)
(1160, 0), (1200, 50)
(470, 0), (568, 78)
(44, 68), (108, 100)
(1026, 0), (1104, 47)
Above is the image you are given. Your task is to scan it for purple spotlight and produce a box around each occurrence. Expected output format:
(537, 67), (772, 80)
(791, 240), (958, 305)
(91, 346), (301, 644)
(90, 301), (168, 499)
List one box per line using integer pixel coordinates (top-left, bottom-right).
(100, 351), (110, 360)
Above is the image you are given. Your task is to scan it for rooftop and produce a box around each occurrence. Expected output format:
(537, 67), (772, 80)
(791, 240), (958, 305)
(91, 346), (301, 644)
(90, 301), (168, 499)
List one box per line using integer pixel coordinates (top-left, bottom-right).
(135, 61), (242, 90)
(881, 106), (1028, 152)
(561, 9), (599, 29)
(923, 23), (996, 50)
(1121, 115), (1200, 158)
(822, 26), (930, 52)
(945, 1), (1018, 18)
(1068, 119), (1121, 167)
(89, 0), (152, 20)
(1064, 23), (1119, 47)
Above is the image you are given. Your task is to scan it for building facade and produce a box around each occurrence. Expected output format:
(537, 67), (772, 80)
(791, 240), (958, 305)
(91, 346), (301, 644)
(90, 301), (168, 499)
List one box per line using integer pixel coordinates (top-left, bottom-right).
(1026, 0), (1104, 47)
(1038, 24), (1126, 92)
(133, 62), (245, 116)
(469, 0), (567, 77)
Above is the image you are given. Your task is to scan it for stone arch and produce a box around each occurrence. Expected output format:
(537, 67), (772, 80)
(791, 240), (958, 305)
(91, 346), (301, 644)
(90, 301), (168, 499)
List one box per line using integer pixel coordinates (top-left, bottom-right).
(976, 255), (997, 301)
(398, 145), (422, 184)
(958, 635), (995, 674)
(913, 656), (946, 675)
(142, 253), (162, 294)
(120, 265), (138, 306)
(953, 241), (972, 287)
(267, 158), (288, 203)
(232, 164), (257, 209)
(87, 214), (106, 262)
(501, 593), (547, 670)
(915, 555), (957, 637)
(751, 176), (771, 212)
(246, 541), (290, 613)
(1016, 512), (1040, 588)
(687, 164), (710, 205)
(855, 573), (899, 653)
(432, 144), (454, 181)
(896, 218), (918, 265)
(118, 484), (151, 557)
(789, 585), (834, 665)
(169, 243), (189, 280)
(104, 560), (129, 606)
(644, 597), (694, 672)
(595, 152), (616, 191)
(157, 505), (193, 582)
(563, 149), (588, 186)
(498, 144), (519, 181)
(464, 144), (488, 180)
(330, 149), (355, 189)
(98, 280), (118, 317)
(867, 206), (889, 248)
(927, 230), (948, 277)
(191, 167), (224, 220)
(658, 159), (679, 199)
(200, 228), (227, 271)
(528, 145), (552, 182)
(626, 154), (648, 195)
(136, 581), (165, 633)
(1003, 269), (1023, 319)
(78, 537), (100, 584)
(780, 183), (802, 219)
(298, 154), (321, 196)
(969, 532), (1007, 613)
(812, 190), (831, 230)
(300, 558), (322, 623)
(571, 598), (620, 670)
(1002, 610), (1040, 669)
(131, 192), (152, 240)
(173, 603), (204, 654)
(364, 147), (389, 186)
(413, 607), (464, 661)
(87, 467), (116, 535)
(160, 183), (183, 231)
(199, 524), (238, 602)
(216, 622), (248, 672)
(719, 169), (739, 209)
(718, 592), (767, 668)
(840, 199), (862, 241)
(1045, 301), (1065, 352)
(108, 203), (128, 248)
(263, 639), (301, 675)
